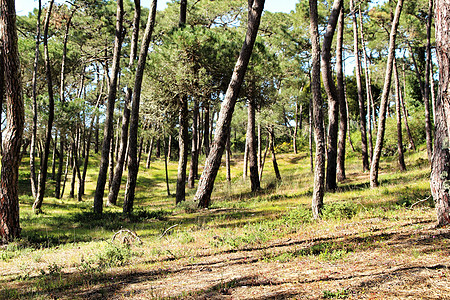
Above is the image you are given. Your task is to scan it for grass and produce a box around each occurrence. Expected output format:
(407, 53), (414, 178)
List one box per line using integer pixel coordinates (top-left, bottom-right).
(1, 145), (444, 299)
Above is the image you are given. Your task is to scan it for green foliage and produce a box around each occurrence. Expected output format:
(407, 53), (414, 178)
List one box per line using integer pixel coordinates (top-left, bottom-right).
(322, 202), (358, 221)
(322, 289), (349, 299)
(96, 243), (132, 268)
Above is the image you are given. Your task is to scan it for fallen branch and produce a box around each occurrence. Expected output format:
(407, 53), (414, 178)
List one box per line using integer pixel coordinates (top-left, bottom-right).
(160, 224), (179, 239)
(409, 195), (432, 210)
(112, 228), (143, 244)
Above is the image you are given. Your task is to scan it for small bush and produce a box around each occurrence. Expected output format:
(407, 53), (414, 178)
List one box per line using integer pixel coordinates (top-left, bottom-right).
(96, 243), (132, 268)
(322, 202), (358, 220)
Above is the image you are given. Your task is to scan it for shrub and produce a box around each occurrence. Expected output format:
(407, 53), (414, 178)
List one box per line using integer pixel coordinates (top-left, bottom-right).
(322, 202), (358, 220)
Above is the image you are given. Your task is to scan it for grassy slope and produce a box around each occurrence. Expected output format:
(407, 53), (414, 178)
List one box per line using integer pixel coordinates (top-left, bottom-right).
(1, 146), (449, 299)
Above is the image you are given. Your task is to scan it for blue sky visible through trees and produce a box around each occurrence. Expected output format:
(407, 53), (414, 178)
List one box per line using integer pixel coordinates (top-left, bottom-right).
(16, 0), (298, 16)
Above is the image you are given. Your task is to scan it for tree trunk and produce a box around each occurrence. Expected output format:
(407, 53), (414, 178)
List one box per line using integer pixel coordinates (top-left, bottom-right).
(322, 0), (342, 192)
(359, 6), (374, 161)
(351, 0), (369, 171)
(309, 96), (314, 173)
(29, 0), (41, 199)
(33, 0), (55, 213)
(188, 99), (199, 188)
(269, 126), (281, 180)
(194, 0), (265, 208)
(146, 136), (154, 168)
(69, 139), (77, 199)
(123, 0), (157, 213)
(430, 0), (450, 226)
(203, 101), (210, 156)
(108, 129), (115, 192)
(369, 0), (403, 188)
(163, 134), (170, 196)
(243, 137), (248, 180)
(247, 87), (260, 191)
(51, 135), (57, 179)
(93, 0), (124, 214)
(424, 0), (434, 159)
(0, 0), (25, 242)
(259, 133), (269, 181)
(293, 100), (299, 154)
(310, 0), (325, 219)
(176, 96), (189, 204)
(226, 132), (231, 182)
(336, 6), (347, 182)
(258, 122), (262, 170)
(60, 145), (71, 198)
(394, 57), (407, 171)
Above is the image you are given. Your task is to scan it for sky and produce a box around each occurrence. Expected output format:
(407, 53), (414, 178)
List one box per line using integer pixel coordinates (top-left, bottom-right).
(15, 0), (298, 16)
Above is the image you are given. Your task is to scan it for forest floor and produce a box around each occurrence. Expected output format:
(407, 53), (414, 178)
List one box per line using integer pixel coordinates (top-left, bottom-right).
(1, 147), (450, 299)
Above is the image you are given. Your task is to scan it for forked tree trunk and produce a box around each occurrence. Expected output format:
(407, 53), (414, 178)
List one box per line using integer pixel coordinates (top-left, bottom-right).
(0, 0), (25, 242)
(350, 0), (369, 172)
(369, 0), (403, 188)
(93, 0), (124, 214)
(123, 0), (157, 213)
(336, 6), (347, 182)
(322, 0), (342, 192)
(393, 57), (406, 171)
(194, 0), (265, 208)
(29, 0), (41, 199)
(430, 0), (450, 227)
(309, 0), (325, 219)
(33, 0), (55, 213)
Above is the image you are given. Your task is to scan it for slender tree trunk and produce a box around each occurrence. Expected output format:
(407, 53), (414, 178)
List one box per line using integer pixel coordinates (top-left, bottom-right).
(123, 0), (157, 213)
(430, 0), (450, 226)
(163, 134), (170, 196)
(430, 63), (436, 126)
(369, 0), (403, 188)
(93, 0), (124, 214)
(0, 0), (25, 242)
(69, 139), (77, 199)
(309, 96), (314, 173)
(359, 6), (373, 161)
(188, 99), (199, 188)
(259, 133), (269, 181)
(293, 100), (299, 154)
(203, 101), (210, 155)
(336, 6), (347, 182)
(176, 96), (189, 204)
(351, 0), (369, 172)
(399, 72), (416, 151)
(33, 0), (55, 213)
(310, 0), (325, 219)
(394, 57), (407, 171)
(322, 0), (342, 192)
(243, 137), (248, 180)
(60, 146), (71, 198)
(29, 0), (41, 199)
(51, 135), (57, 179)
(226, 133), (231, 182)
(146, 136), (154, 168)
(257, 122), (262, 171)
(269, 126), (281, 180)
(424, 0), (434, 159)
(247, 87), (260, 191)
(194, 0), (265, 208)
(108, 130), (115, 192)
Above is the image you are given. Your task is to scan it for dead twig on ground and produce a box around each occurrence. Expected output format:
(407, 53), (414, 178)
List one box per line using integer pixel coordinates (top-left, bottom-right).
(112, 229), (143, 245)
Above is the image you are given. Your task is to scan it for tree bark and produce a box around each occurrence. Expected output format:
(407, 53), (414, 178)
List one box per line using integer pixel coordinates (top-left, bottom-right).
(336, 6), (347, 182)
(123, 0), (157, 213)
(351, 0), (369, 172)
(0, 0), (25, 242)
(176, 96), (189, 204)
(33, 0), (55, 213)
(226, 132), (231, 182)
(322, 0), (342, 192)
(424, 0), (434, 160)
(393, 57), (407, 171)
(309, 0), (325, 219)
(369, 0), (403, 188)
(430, 0), (450, 226)
(93, 0), (124, 214)
(247, 85), (260, 191)
(269, 126), (281, 180)
(29, 0), (41, 199)
(188, 99), (199, 188)
(203, 101), (210, 155)
(194, 0), (265, 208)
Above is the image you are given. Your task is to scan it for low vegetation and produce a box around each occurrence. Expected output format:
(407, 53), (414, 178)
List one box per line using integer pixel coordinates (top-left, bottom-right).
(1, 147), (449, 299)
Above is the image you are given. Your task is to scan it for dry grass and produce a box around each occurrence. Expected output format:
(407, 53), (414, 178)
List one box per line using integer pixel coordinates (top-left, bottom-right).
(1, 148), (449, 299)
